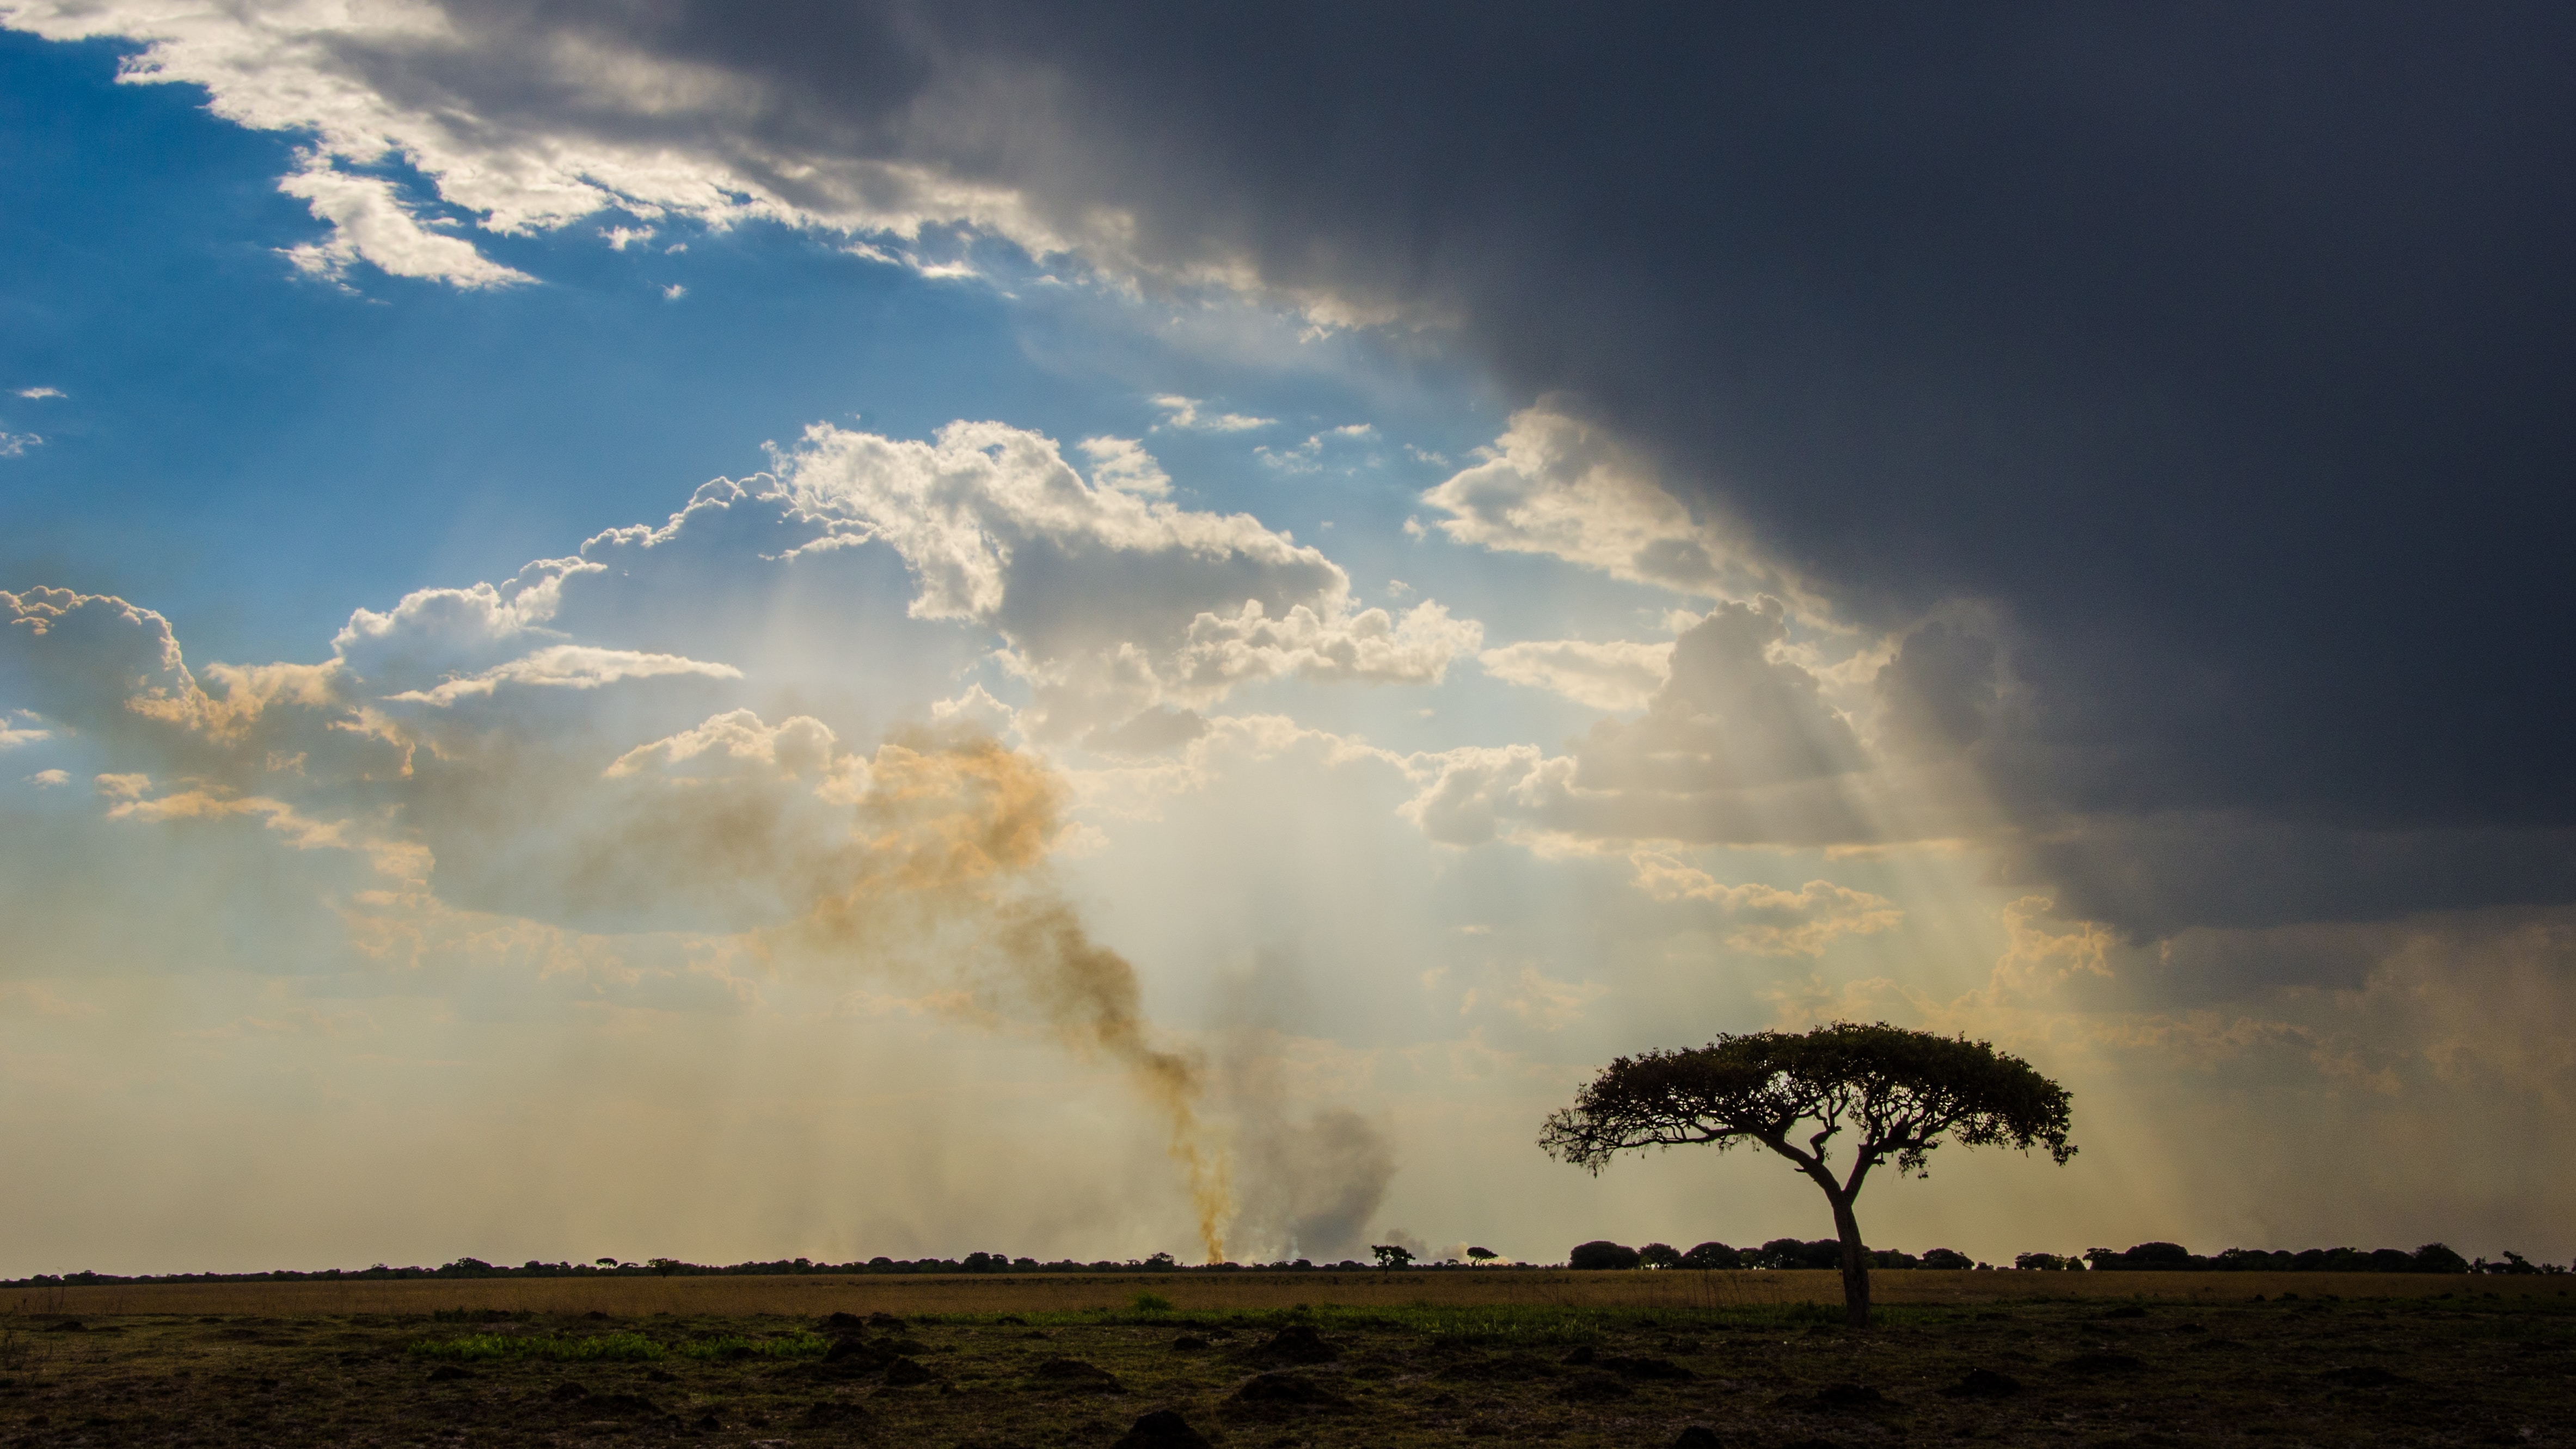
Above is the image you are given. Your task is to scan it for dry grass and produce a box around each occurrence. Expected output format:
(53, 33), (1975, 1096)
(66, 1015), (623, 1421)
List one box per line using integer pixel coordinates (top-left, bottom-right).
(1, 1287), (2569, 1447)
(12, 1268), (2565, 1320)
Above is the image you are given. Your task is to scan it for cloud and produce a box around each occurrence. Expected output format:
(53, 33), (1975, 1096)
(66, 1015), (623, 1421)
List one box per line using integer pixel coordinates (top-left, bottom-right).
(1400, 600), (1873, 850)
(14, 387), (63, 400)
(9, 0), (2537, 933)
(772, 420), (1477, 735)
(383, 644), (743, 705)
(600, 225), (655, 250)
(1422, 407), (1759, 598)
(1476, 638), (1671, 712)
(1150, 395), (1273, 433)
(23, 769), (69, 787)
(1627, 853), (1903, 956)
(1256, 423), (1375, 475)
(279, 161), (534, 290)
(1495, 966), (1605, 1030)
(0, 433), (41, 457)
(1, 710), (50, 749)
(1076, 436), (1172, 496)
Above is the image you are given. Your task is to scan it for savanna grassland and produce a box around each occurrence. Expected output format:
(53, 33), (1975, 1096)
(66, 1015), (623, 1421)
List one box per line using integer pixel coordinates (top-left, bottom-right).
(2, 1272), (2569, 1448)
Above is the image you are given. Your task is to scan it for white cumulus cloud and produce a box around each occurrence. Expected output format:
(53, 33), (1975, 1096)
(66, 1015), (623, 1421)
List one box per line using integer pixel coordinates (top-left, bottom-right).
(279, 162), (533, 290)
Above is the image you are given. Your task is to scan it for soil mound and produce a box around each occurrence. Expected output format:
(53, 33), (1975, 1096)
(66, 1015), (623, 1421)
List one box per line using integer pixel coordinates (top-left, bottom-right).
(1032, 1357), (1125, 1392)
(1222, 1371), (1347, 1419)
(425, 1365), (472, 1382)
(1234, 1325), (1339, 1366)
(2321, 1366), (2407, 1389)
(1112, 1409), (1215, 1449)
(882, 1356), (937, 1386)
(1670, 1429), (1723, 1449)
(800, 1401), (873, 1427)
(820, 1311), (863, 1330)
(1940, 1368), (2022, 1398)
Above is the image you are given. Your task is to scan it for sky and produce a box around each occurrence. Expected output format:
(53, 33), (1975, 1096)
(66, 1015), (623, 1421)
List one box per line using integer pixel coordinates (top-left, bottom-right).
(3, 3), (2573, 1276)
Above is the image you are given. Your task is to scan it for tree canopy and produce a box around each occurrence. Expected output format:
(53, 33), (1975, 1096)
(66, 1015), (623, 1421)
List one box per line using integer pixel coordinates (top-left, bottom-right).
(1540, 1022), (2075, 1324)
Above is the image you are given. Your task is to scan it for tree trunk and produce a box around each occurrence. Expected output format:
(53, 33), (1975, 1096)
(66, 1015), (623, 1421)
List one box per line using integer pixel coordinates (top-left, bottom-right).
(1829, 1192), (1871, 1328)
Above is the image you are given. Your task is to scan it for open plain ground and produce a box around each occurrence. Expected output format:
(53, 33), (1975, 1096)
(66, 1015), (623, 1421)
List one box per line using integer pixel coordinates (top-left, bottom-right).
(2, 1272), (2568, 1447)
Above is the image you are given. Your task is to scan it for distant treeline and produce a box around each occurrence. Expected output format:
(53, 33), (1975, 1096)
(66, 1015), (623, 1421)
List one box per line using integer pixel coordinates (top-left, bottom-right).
(9, 1239), (2565, 1288)
(3, 1252), (1379, 1287)
(1566, 1238), (2567, 1275)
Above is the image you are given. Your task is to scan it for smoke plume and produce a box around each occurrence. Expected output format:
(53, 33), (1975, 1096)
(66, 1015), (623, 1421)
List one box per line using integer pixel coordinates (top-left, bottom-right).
(781, 726), (1235, 1261)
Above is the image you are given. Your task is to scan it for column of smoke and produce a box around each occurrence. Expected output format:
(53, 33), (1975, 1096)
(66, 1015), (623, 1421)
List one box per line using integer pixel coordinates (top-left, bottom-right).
(778, 728), (1241, 1260)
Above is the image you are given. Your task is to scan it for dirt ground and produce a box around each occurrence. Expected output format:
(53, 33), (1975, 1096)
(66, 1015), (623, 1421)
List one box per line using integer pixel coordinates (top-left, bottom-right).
(1, 1275), (2569, 1447)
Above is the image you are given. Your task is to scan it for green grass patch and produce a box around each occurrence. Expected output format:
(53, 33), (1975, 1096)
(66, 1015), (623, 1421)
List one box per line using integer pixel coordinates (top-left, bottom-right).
(672, 1332), (829, 1360)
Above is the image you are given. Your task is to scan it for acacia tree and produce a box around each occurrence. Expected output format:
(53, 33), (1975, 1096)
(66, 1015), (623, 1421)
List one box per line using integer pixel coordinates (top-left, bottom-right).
(1540, 1022), (2075, 1327)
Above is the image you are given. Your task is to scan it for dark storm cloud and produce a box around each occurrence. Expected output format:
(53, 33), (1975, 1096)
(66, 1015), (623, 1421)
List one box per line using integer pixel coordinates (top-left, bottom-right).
(868, 1), (2573, 934)
(57, 1), (2576, 932)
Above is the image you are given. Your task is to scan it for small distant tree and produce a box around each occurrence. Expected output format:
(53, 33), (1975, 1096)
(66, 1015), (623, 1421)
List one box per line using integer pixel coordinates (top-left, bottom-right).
(647, 1257), (683, 1278)
(1142, 1252), (1176, 1272)
(1541, 1022), (2075, 1327)
(1637, 1242), (1683, 1269)
(1371, 1244), (1416, 1273)
(593, 1257), (621, 1269)
(1465, 1247), (1499, 1264)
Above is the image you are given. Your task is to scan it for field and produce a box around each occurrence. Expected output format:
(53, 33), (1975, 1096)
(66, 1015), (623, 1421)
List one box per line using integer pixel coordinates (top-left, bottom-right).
(3, 1272), (2571, 1447)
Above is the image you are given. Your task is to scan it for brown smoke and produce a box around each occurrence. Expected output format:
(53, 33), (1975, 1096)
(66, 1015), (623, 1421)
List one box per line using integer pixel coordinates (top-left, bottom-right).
(781, 726), (1234, 1261)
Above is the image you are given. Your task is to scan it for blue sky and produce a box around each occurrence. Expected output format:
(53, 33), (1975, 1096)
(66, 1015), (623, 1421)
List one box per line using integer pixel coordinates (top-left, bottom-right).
(0, 33), (1510, 668)
(4, 7), (2572, 1276)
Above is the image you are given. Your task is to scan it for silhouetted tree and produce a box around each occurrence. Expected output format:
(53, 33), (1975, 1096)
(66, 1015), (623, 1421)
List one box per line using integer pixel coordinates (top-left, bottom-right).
(1567, 1241), (1641, 1270)
(1540, 1022), (2075, 1326)
(1638, 1242), (1683, 1269)
(1466, 1247), (1499, 1263)
(1680, 1241), (1741, 1269)
(1371, 1244), (1415, 1272)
